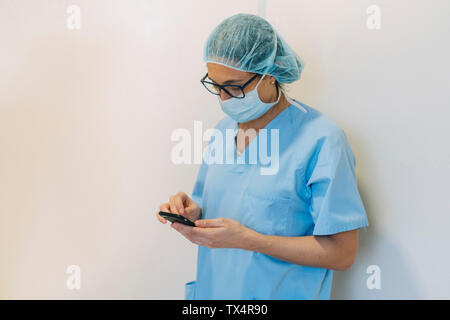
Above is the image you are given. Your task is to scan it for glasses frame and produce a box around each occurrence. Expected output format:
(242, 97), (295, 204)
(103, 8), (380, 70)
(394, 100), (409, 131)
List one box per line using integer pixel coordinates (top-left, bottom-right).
(200, 72), (260, 99)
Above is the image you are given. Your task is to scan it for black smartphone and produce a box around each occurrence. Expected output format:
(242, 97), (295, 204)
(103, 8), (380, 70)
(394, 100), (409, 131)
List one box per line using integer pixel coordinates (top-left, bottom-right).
(159, 211), (196, 227)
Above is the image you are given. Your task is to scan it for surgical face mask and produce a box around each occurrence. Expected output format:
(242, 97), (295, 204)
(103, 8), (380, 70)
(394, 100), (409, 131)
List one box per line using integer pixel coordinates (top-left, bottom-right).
(218, 74), (281, 123)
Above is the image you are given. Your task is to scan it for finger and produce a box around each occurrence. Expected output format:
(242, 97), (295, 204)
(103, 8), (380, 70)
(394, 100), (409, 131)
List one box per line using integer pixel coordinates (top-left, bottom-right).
(195, 218), (225, 228)
(156, 212), (166, 224)
(169, 196), (179, 214)
(159, 202), (171, 212)
(157, 203), (170, 223)
(184, 205), (198, 217)
(185, 227), (212, 245)
(184, 193), (194, 206)
(171, 222), (194, 240)
(172, 224), (213, 246)
(176, 191), (189, 203)
(174, 194), (186, 215)
(184, 206), (194, 215)
(190, 235), (211, 247)
(171, 221), (193, 233)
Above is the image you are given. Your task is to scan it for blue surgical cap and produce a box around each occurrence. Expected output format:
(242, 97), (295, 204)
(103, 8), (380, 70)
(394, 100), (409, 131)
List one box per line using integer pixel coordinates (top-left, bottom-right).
(203, 13), (305, 84)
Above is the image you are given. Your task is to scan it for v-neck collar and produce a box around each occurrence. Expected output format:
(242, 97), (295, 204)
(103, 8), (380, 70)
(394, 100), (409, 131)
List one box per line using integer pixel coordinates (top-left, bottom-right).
(232, 103), (293, 159)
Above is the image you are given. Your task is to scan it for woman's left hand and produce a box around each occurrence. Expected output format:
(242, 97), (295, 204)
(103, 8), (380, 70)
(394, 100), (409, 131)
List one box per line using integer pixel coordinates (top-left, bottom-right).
(170, 217), (251, 249)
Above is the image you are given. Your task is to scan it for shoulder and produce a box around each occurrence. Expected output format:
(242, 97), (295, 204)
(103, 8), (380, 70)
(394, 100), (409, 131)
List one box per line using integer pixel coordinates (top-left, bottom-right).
(289, 99), (347, 146)
(287, 99), (356, 170)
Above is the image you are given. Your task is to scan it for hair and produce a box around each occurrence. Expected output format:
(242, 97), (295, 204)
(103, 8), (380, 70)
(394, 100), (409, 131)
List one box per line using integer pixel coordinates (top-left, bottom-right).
(275, 80), (287, 94)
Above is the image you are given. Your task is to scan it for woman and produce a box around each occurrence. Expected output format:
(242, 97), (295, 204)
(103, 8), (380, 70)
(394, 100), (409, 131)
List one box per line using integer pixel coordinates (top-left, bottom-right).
(156, 13), (369, 300)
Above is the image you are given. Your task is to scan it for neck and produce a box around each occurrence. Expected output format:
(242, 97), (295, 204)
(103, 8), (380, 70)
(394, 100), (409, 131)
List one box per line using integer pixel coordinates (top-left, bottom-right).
(238, 92), (290, 131)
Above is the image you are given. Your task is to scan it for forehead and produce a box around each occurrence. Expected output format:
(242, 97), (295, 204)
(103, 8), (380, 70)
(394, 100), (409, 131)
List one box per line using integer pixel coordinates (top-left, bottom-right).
(206, 63), (251, 83)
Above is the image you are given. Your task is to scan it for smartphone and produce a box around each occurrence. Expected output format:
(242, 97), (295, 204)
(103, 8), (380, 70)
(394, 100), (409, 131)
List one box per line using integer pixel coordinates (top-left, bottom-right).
(159, 211), (196, 227)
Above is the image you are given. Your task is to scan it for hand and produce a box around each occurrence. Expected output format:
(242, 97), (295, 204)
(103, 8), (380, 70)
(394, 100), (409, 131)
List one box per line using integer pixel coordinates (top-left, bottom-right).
(156, 192), (202, 224)
(171, 217), (251, 249)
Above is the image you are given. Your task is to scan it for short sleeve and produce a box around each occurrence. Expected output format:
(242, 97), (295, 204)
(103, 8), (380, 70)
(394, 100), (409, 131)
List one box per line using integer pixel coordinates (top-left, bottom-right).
(305, 130), (369, 235)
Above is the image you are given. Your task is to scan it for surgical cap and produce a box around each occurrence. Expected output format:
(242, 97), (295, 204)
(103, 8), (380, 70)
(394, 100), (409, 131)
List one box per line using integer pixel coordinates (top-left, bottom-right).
(203, 13), (305, 84)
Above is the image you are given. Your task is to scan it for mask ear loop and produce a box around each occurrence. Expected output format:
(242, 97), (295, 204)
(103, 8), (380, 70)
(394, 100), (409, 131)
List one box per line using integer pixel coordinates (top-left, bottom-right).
(255, 74), (266, 88)
(250, 73), (266, 101)
(252, 73), (281, 105)
(257, 73), (281, 103)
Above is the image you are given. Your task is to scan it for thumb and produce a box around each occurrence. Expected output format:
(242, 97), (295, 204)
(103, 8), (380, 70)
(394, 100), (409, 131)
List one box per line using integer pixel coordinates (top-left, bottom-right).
(195, 218), (224, 228)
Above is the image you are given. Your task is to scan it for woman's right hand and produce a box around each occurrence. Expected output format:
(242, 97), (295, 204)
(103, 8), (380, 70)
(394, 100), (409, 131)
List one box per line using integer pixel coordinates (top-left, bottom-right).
(156, 192), (202, 224)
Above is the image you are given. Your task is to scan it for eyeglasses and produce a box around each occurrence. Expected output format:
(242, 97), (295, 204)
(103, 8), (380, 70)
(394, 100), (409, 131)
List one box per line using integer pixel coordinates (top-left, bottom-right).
(200, 73), (259, 99)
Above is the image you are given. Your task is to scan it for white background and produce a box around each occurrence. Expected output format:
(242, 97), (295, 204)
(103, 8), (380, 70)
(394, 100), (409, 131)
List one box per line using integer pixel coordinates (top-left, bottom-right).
(1, 0), (449, 299)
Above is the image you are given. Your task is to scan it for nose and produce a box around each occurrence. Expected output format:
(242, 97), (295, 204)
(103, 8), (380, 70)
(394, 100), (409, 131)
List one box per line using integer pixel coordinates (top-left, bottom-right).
(219, 90), (231, 101)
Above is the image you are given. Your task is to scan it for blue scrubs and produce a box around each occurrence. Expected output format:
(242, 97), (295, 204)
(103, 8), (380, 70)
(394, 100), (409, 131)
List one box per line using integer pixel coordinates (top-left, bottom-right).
(185, 98), (369, 300)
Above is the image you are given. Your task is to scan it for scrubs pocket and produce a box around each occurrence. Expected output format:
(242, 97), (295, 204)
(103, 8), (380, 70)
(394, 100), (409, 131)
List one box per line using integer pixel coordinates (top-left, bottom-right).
(242, 192), (291, 236)
(184, 280), (196, 300)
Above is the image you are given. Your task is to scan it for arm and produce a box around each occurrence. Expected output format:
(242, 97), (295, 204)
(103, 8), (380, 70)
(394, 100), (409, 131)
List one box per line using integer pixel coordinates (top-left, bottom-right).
(242, 228), (359, 271)
(171, 217), (359, 271)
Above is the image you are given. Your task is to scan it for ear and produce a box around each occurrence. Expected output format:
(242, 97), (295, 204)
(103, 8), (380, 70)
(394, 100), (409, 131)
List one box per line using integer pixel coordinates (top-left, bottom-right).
(269, 75), (276, 85)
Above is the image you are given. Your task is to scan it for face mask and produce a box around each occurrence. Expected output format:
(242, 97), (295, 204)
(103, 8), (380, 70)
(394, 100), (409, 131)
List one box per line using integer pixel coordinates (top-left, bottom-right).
(218, 74), (281, 123)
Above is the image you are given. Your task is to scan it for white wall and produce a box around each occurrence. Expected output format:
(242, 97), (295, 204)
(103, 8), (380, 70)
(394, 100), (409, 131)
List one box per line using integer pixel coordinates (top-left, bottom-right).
(1, 0), (449, 299)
